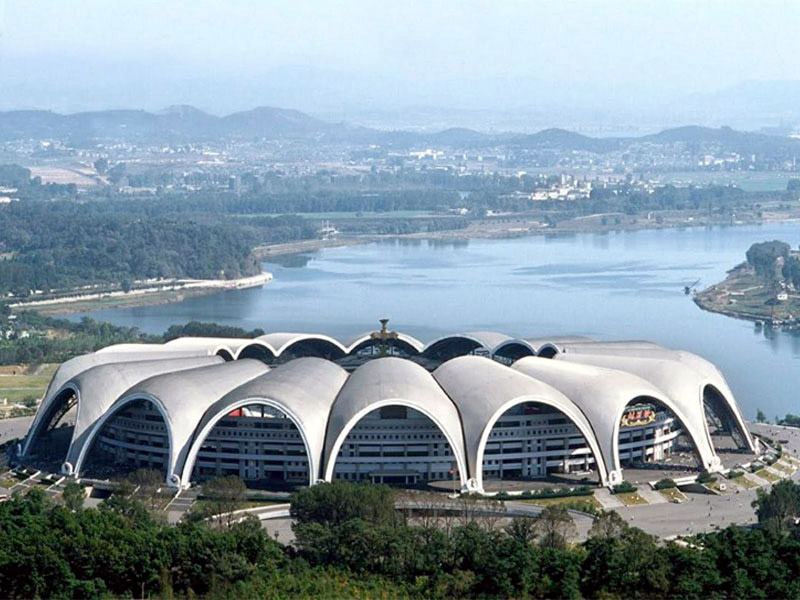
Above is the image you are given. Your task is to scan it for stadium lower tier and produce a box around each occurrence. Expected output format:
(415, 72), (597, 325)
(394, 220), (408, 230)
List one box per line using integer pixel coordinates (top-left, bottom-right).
(85, 400), (688, 487)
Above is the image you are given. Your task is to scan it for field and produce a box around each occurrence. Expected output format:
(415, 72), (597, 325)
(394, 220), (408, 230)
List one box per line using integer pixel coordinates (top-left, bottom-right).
(755, 468), (781, 483)
(615, 491), (649, 506)
(729, 475), (759, 489)
(517, 494), (602, 513)
(658, 487), (687, 503)
(0, 364), (58, 405)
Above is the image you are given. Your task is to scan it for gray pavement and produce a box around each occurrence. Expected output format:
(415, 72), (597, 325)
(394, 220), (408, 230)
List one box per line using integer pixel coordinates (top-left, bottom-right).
(0, 416), (33, 445)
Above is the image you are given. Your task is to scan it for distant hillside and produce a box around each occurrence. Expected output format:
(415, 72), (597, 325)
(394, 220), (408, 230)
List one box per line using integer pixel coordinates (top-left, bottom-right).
(0, 106), (798, 157)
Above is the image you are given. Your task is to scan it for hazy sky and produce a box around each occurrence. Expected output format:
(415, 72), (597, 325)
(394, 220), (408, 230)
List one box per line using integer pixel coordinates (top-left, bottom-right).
(1, 0), (799, 114)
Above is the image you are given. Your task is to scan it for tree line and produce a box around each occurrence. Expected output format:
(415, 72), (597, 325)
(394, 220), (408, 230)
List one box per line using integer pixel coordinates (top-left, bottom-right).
(2, 478), (800, 598)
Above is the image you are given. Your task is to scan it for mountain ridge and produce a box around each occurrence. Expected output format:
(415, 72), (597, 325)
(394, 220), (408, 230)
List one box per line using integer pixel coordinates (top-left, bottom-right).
(0, 106), (797, 155)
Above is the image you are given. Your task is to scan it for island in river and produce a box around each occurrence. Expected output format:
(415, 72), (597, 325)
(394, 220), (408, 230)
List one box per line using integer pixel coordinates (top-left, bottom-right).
(694, 240), (800, 328)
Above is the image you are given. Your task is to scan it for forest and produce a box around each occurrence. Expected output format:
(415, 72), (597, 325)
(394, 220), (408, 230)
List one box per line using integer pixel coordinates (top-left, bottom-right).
(0, 479), (799, 599)
(0, 162), (780, 298)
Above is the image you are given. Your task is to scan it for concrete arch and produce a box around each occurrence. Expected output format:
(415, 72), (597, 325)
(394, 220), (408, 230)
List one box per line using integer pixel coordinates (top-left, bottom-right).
(257, 333), (348, 358)
(476, 396), (607, 491)
(22, 351), (216, 459)
(216, 348), (234, 361)
(180, 357), (347, 487)
(491, 340), (537, 362)
(434, 356), (608, 490)
(323, 398), (469, 489)
(703, 384), (752, 450)
(612, 394), (705, 474)
(512, 358), (719, 484)
(74, 393), (178, 485)
(25, 385), (79, 460)
(554, 350), (755, 460)
(323, 357), (468, 489)
(181, 398), (314, 488)
(235, 341), (277, 362)
(537, 344), (560, 359)
(345, 331), (424, 355)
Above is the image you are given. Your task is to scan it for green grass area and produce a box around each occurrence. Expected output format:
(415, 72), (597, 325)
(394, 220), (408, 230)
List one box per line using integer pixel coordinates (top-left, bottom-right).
(616, 492), (649, 506)
(658, 488), (687, 503)
(516, 495), (602, 513)
(755, 469), (781, 483)
(0, 475), (20, 489)
(772, 461), (794, 474)
(0, 364), (58, 405)
(730, 475), (759, 489)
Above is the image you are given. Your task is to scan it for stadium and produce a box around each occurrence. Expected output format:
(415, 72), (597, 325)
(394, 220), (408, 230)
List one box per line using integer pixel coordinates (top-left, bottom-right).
(20, 327), (756, 493)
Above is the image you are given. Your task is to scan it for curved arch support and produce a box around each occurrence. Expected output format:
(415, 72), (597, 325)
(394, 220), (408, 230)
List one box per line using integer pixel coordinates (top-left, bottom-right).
(475, 396), (608, 491)
(323, 399), (469, 490)
(180, 398), (315, 488)
(23, 384), (80, 458)
(73, 393), (178, 486)
(612, 394), (718, 476)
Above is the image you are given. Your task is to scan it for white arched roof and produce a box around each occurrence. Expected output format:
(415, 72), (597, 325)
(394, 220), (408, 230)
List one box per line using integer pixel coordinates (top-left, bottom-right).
(491, 336), (594, 357)
(181, 358), (349, 487)
(423, 331), (512, 355)
(73, 360), (268, 485)
(55, 356), (224, 475)
(24, 349), (211, 457)
(163, 336), (254, 358)
(322, 357), (469, 488)
(557, 350), (754, 455)
(434, 356), (608, 490)
(512, 357), (719, 483)
(343, 331), (425, 354)
(256, 333), (347, 357)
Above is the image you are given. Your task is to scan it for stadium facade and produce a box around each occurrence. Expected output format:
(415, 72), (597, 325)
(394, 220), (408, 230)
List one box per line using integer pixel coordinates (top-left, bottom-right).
(20, 330), (755, 492)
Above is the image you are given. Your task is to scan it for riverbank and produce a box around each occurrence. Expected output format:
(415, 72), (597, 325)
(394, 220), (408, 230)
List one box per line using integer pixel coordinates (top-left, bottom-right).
(694, 263), (800, 328)
(255, 204), (800, 259)
(10, 272), (273, 316)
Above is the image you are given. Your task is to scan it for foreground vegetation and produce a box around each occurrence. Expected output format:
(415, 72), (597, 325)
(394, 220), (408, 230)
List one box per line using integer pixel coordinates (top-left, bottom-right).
(3, 479), (800, 598)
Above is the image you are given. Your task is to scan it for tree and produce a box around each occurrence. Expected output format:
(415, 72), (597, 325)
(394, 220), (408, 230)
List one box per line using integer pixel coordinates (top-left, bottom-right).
(589, 510), (629, 539)
(290, 481), (397, 527)
(62, 481), (85, 511)
(753, 479), (800, 534)
(745, 240), (790, 281)
(756, 409), (767, 423)
(536, 505), (576, 550)
(505, 515), (538, 546)
(93, 157), (108, 175)
(201, 475), (247, 527)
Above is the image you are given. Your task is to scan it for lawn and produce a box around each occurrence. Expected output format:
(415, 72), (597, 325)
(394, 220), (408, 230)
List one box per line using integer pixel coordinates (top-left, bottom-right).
(615, 492), (648, 506)
(730, 475), (759, 490)
(755, 469), (781, 483)
(658, 488), (687, 503)
(772, 461), (794, 475)
(516, 495), (603, 513)
(0, 364), (58, 405)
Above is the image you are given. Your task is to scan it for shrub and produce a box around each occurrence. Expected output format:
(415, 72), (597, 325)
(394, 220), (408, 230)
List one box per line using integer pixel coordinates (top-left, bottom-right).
(654, 478), (677, 490)
(611, 481), (636, 494)
(727, 470), (744, 479)
(697, 471), (717, 484)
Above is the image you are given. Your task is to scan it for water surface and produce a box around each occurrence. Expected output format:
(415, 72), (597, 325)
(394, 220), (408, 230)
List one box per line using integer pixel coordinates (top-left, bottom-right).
(70, 223), (800, 420)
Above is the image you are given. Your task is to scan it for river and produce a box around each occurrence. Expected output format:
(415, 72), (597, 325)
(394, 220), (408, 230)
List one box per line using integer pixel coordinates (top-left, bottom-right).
(67, 223), (800, 420)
